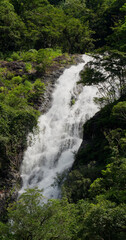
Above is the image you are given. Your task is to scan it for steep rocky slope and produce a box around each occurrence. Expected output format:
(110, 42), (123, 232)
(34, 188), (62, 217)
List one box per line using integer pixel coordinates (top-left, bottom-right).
(0, 54), (83, 221)
(63, 97), (126, 202)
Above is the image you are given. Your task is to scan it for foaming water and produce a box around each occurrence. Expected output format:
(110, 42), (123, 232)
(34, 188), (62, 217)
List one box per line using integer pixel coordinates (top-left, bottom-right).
(19, 55), (98, 199)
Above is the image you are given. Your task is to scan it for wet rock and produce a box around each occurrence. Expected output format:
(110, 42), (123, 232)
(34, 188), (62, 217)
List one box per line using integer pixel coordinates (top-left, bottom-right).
(0, 54), (83, 219)
(39, 55), (83, 113)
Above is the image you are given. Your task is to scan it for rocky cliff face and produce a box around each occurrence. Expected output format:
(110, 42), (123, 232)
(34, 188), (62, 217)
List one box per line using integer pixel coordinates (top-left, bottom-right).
(62, 104), (115, 202)
(0, 54), (83, 221)
(39, 55), (83, 113)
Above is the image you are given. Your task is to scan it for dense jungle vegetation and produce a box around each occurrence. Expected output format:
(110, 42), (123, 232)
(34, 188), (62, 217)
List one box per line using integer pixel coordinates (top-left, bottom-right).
(0, 0), (126, 239)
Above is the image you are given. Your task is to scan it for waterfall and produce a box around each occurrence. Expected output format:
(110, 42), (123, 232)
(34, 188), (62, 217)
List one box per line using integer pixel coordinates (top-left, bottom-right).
(19, 54), (98, 199)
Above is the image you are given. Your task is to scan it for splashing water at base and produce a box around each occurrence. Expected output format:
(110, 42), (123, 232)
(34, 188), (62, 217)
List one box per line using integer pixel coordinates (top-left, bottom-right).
(19, 55), (98, 199)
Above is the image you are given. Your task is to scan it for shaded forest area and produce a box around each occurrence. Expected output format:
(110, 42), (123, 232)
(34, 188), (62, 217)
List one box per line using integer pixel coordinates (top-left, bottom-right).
(0, 0), (126, 239)
(0, 0), (125, 53)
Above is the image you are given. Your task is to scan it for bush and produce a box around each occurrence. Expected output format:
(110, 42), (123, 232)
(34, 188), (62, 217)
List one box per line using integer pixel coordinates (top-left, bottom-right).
(28, 79), (45, 103)
(11, 52), (21, 61)
(11, 76), (23, 85)
(25, 63), (32, 72)
(21, 49), (38, 62)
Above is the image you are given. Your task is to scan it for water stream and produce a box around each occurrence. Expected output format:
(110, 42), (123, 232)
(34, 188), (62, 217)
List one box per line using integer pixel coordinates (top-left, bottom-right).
(19, 54), (98, 199)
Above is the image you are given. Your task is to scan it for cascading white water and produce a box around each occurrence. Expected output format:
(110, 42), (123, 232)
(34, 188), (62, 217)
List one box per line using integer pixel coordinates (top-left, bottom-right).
(19, 54), (98, 199)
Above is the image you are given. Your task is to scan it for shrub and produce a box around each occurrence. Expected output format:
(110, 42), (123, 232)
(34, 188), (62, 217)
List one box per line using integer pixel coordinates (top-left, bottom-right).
(11, 52), (21, 61)
(21, 49), (38, 62)
(25, 63), (32, 72)
(11, 76), (23, 85)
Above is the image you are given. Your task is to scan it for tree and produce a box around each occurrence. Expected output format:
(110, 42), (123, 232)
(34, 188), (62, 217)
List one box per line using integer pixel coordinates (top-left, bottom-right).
(10, 0), (49, 16)
(107, 3), (126, 52)
(84, 0), (126, 48)
(79, 200), (126, 240)
(80, 51), (126, 107)
(20, 4), (66, 49)
(0, 188), (78, 240)
(61, 0), (87, 19)
(0, 0), (26, 52)
(89, 128), (126, 204)
(113, 101), (126, 121)
(62, 18), (94, 53)
(48, 0), (63, 5)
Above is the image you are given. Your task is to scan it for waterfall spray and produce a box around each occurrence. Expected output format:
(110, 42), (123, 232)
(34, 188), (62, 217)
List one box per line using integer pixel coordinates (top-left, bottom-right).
(19, 55), (98, 199)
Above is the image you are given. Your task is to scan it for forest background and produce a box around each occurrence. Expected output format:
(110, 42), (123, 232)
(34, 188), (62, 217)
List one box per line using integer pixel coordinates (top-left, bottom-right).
(0, 0), (126, 240)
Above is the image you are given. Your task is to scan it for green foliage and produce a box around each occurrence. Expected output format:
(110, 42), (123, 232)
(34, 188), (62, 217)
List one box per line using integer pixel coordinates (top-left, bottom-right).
(0, 57), (47, 178)
(84, 0), (126, 48)
(78, 199), (126, 240)
(11, 52), (21, 61)
(28, 79), (45, 103)
(0, 46), (70, 182)
(62, 0), (87, 19)
(0, 0), (26, 52)
(0, 221), (13, 240)
(21, 3), (66, 50)
(48, 0), (63, 6)
(21, 49), (38, 62)
(25, 62), (32, 72)
(62, 18), (94, 53)
(0, 0), (126, 238)
(0, 0), (95, 53)
(106, 2), (126, 51)
(0, 100), (39, 174)
(63, 96), (126, 203)
(0, 188), (78, 240)
(80, 65), (105, 85)
(11, 76), (23, 85)
(113, 101), (126, 121)
(89, 128), (126, 203)
(37, 48), (62, 63)
(0, 188), (126, 240)
(62, 96), (126, 238)
(0, 0), (125, 53)
(6, 48), (63, 74)
(80, 51), (126, 107)
(10, 0), (49, 16)
(62, 169), (92, 202)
